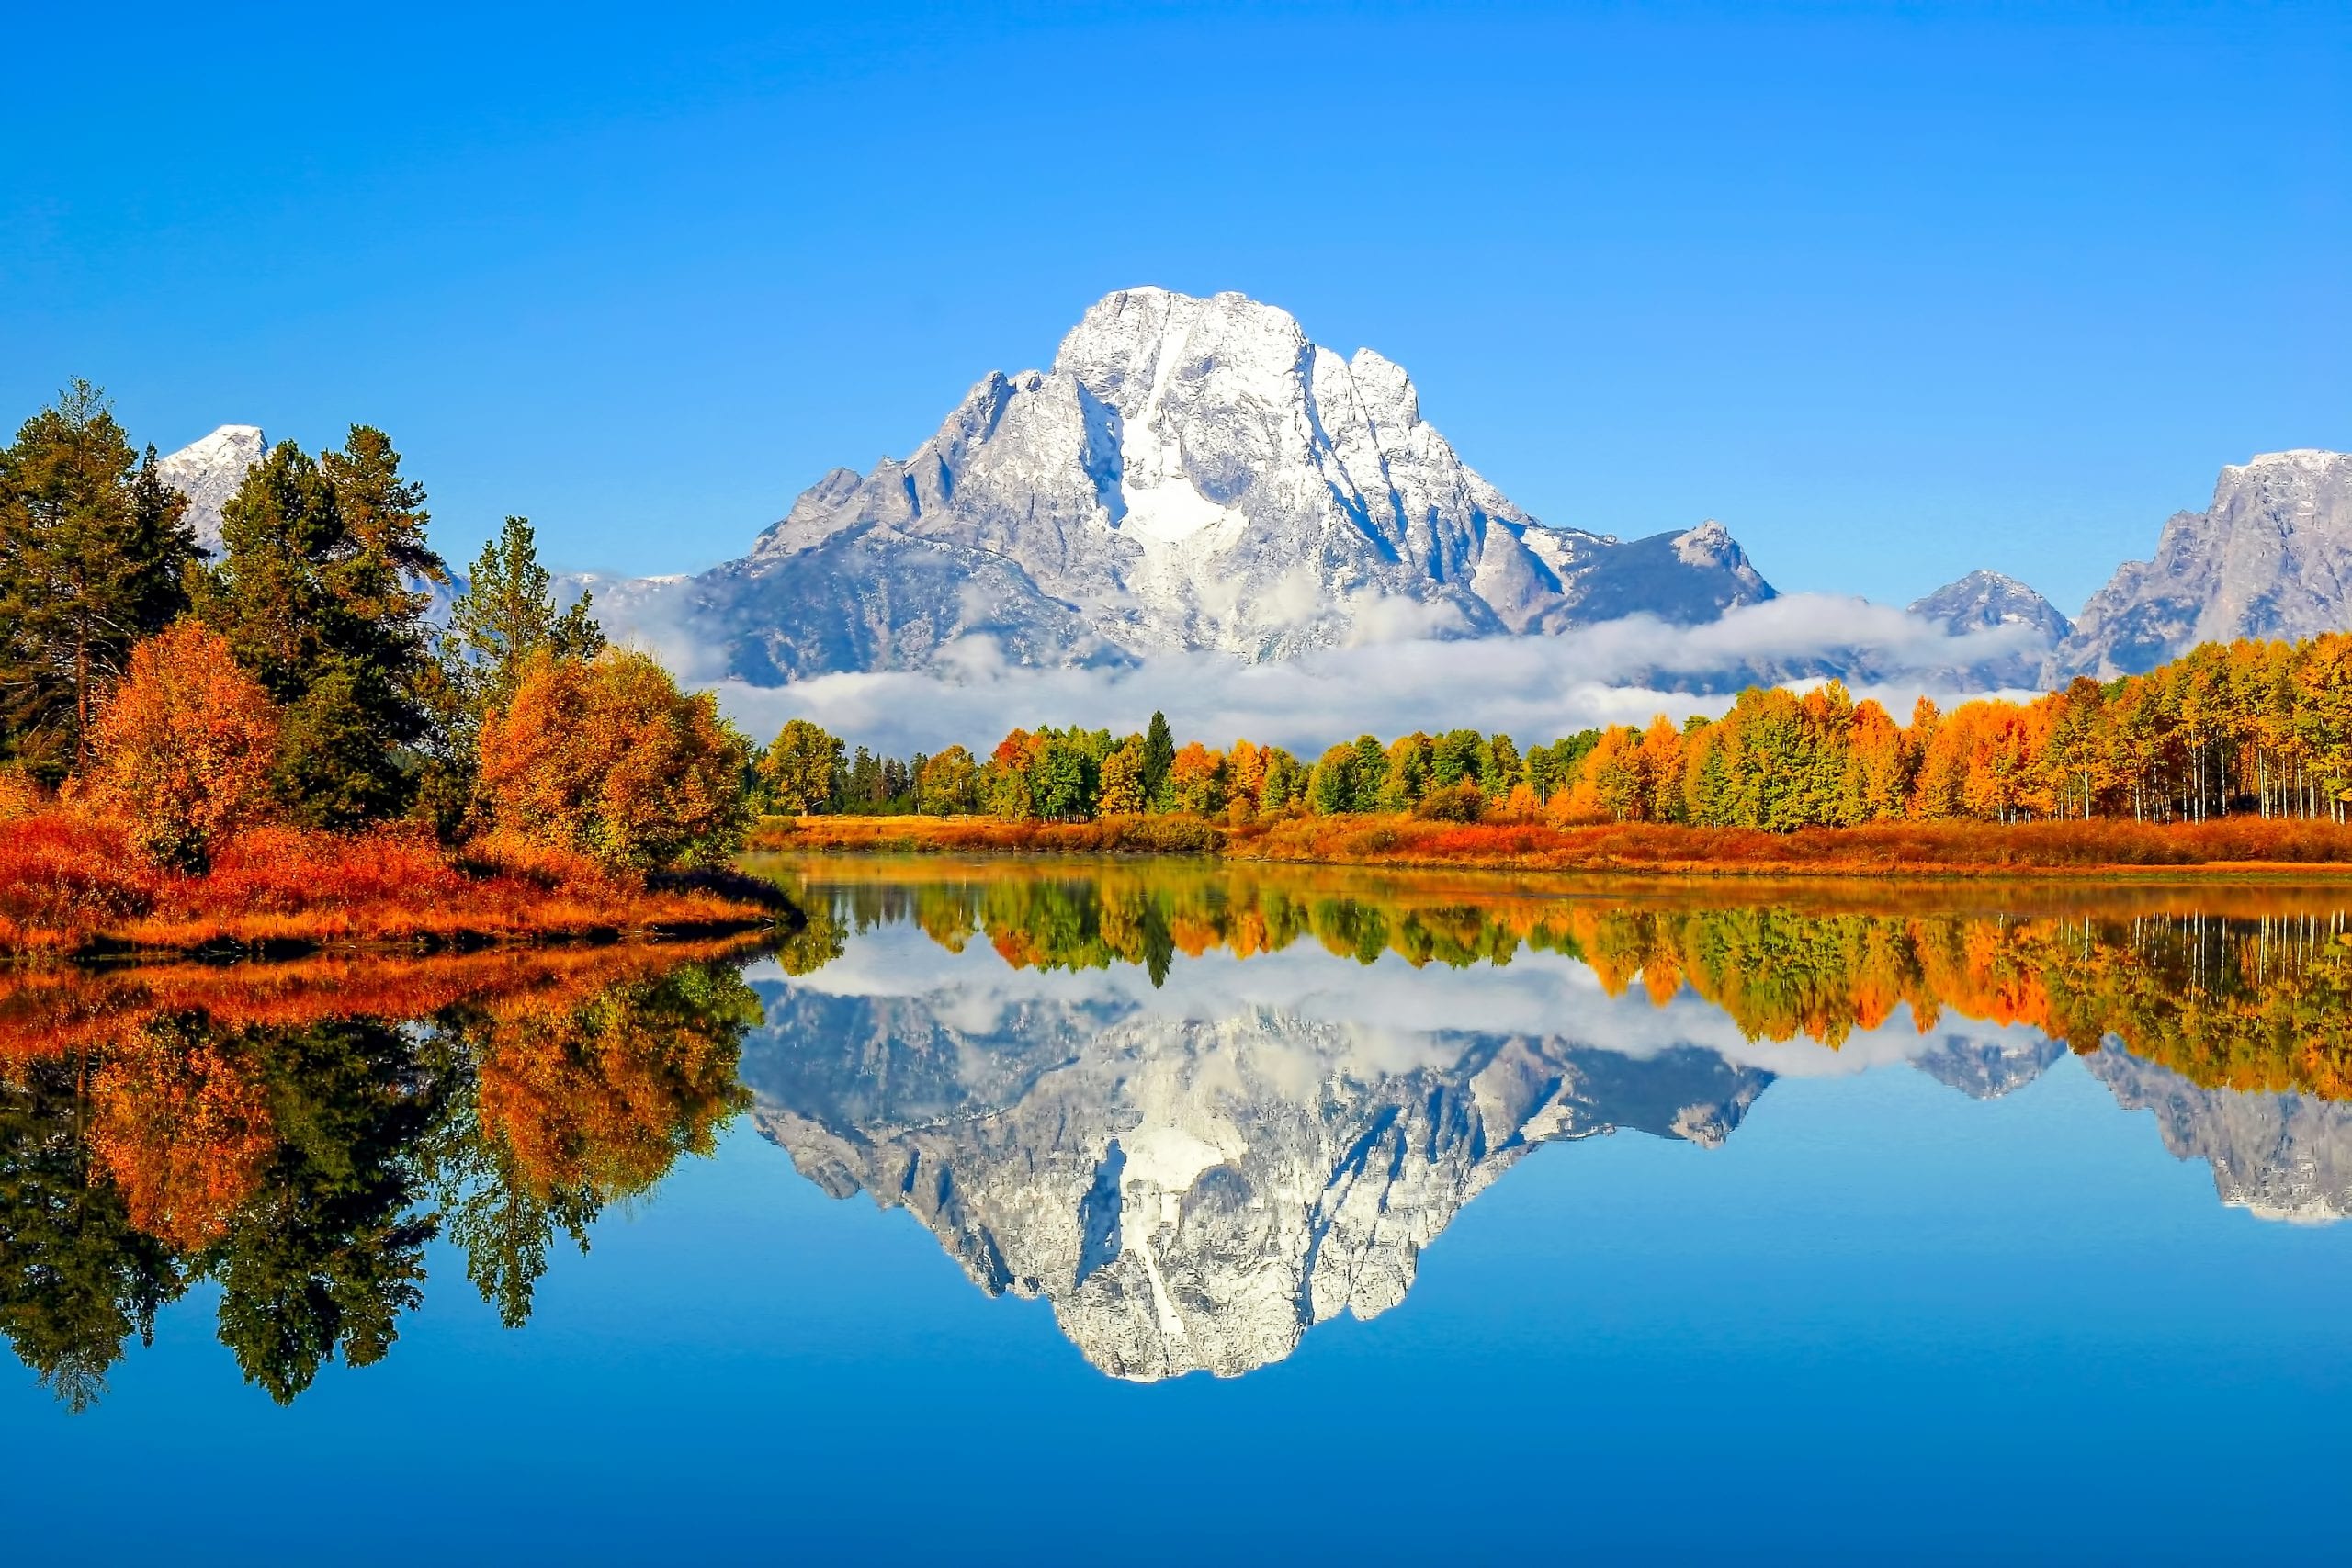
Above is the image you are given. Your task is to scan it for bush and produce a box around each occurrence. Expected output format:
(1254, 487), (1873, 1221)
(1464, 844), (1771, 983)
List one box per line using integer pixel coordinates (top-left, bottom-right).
(82, 621), (280, 871)
(477, 649), (752, 874)
(1410, 781), (1486, 822)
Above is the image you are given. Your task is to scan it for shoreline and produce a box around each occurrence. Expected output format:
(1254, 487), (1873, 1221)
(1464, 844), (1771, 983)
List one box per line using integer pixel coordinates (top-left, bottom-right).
(753, 813), (2352, 881)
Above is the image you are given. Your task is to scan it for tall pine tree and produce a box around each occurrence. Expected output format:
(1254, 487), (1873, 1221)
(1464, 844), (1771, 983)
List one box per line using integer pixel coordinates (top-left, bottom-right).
(0, 383), (198, 781)
(194, 426), (448, 828)
(445, 515), (604, 719)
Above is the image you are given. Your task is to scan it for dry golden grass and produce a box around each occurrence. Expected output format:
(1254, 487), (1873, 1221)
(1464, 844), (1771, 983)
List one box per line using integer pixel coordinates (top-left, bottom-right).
(763, 811), (2352, 878)
(0, 812), (777, 956)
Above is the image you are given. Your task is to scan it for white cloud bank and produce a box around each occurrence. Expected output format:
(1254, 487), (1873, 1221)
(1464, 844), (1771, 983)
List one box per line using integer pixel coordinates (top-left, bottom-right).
(645, 593), (2048, 755)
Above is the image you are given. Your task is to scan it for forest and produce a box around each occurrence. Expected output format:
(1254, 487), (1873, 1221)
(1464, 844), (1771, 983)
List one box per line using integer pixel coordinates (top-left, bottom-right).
(759, 637), (2352, 834)
(0, 386), (775, 952)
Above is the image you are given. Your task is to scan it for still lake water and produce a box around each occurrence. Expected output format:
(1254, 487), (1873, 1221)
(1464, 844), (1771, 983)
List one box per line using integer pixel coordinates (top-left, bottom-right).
(6, 856), (2351, 1563)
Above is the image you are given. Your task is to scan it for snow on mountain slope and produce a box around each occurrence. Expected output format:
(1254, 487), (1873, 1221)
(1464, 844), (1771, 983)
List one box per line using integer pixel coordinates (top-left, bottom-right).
(1904, 570), (2073, 687)
(154, 423), (266, 552)
(669, 288), (1778, 682)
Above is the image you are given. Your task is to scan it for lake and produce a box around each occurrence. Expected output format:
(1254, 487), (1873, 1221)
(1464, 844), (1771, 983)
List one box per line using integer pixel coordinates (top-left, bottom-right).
(6, 856), (2350, 1563)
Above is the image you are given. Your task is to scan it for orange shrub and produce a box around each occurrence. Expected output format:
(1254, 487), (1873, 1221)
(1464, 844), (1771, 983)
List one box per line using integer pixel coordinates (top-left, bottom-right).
(82, 620), (280, 870)
(477, 649), (752, 874)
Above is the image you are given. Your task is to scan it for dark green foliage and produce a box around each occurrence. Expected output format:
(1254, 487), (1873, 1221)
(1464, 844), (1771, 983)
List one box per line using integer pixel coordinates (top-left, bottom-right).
(194, 426), (448, 827)
(207, 1018), (447, 1404)
(446, 515), (605, 720)
(0, 382), (198, 780)
(1142, 710), (1175, 807)
(0, 1055), (189, 1411)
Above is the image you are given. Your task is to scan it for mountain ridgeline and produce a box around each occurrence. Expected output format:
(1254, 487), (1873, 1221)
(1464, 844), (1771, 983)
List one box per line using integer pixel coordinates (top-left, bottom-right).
(153, 288), (2350, 687)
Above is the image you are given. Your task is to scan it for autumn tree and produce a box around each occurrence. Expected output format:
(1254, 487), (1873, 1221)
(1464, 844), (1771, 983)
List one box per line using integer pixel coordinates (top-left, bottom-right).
(83, 620), (281, 871)
(476, 649), (752, 872)
(915, 744), (980, 815)
(1166, 741), (1227, 816)
(0, 383), (198, 781)
(1097, 736), (1147, 815)
(758, 718), (845, 814)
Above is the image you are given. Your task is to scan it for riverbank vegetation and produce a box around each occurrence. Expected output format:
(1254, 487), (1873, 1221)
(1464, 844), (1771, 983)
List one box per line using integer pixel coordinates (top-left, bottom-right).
(759, 631), (2352, 833)
(763, 813), (2352, 876)
(0, 387), (771, 954)
(749, 628), (2352, 871)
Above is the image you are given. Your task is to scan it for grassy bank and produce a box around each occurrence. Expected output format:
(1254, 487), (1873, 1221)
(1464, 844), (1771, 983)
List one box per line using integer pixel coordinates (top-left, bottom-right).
(756, 812), (2352, 877)
(0, 813), (786, 957)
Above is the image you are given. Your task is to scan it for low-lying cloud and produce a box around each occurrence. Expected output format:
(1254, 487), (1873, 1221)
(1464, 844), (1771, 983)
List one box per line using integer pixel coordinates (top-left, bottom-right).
(625, 592), (2047, 755)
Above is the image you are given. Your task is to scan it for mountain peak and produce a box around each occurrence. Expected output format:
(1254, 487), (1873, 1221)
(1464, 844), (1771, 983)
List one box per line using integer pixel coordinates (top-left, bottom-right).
(690, 288), (1779, 682)
(2053, 446), (2352, 680)
(156, 423), (267, 551)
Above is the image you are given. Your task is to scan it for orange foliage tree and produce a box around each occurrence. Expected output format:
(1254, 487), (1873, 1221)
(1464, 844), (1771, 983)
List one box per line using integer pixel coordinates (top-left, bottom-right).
(476, 649), (752, 873)
(82, 619), (280, 870)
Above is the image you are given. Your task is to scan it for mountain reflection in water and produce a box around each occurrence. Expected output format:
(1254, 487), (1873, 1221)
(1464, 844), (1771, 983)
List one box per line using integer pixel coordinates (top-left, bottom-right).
(744, 859), (2352, 1380)
(6, 861), (2352, 1404)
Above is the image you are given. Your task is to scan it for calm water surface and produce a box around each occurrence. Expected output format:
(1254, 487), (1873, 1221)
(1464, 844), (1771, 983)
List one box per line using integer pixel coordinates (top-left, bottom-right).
(6, 857), (2350, 1563)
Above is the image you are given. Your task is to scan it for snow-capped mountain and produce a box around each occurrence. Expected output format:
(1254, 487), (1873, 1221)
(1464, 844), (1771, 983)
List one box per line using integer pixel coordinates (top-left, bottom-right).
(654, 288), (1778, 682)
(1903, 570), (2075, 688)
(1909, 570), (2073, 643)
(741, 976), (1770, 1381)
(2052, 449), (2352, 680)
(2086, 1047), (2352, 1224)
(154, 423), (265, 552)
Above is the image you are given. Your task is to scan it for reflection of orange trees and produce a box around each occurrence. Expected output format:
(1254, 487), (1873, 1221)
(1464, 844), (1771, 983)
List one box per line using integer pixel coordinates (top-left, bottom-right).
(470, 968), (757, 1203)
(88, 1022), (275, 1249)
(813, 859), (2352, 1097)
(0, 938), (767, 1066)
(0, 943), (766, 1405)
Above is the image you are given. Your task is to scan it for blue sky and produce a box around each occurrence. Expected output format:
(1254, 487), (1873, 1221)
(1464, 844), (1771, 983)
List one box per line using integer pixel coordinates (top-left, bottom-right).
(5, 0), (2344, 613)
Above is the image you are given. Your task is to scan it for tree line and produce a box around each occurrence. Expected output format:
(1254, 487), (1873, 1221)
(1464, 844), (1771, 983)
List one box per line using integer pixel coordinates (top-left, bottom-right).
(0, 385), (750, 874)
(759, 639), (2352, 829)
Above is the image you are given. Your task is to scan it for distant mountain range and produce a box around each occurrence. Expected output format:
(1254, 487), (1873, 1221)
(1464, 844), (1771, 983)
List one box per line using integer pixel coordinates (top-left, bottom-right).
(154, 288), (2348, 690)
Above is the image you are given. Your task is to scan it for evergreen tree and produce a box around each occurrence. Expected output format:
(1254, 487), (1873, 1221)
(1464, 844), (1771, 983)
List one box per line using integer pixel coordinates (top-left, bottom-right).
(1141, 710), (1175, 808)
(446, 515), (605, 717)
(0, 383), (198, 780)
(194, 427), (448, 828)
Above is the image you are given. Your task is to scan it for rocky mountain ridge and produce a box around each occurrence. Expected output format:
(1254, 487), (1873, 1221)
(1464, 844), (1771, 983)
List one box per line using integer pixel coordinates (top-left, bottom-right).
(153, 423), (265, 552)
(642, 288), (1780, 681)
(2051, 448), (2352, 680)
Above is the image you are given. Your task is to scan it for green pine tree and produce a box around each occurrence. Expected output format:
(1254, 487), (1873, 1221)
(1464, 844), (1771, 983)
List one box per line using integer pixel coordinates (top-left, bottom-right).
(0, 383), (198, 780)
(1142, 710), (1176, 811)
(445, 515), (605, 719)
(194, 426), (448, 828)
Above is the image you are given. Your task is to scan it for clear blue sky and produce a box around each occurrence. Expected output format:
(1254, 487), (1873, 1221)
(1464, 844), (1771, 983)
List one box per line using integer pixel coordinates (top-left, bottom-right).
(5, 1), (2344, 613)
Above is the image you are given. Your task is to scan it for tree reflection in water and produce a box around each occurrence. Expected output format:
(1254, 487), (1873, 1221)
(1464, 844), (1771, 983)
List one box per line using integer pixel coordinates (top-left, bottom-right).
(8, 861), (2352, 1400)
(0, 943), (759, 1408)
(744, 860), (2352, 1381)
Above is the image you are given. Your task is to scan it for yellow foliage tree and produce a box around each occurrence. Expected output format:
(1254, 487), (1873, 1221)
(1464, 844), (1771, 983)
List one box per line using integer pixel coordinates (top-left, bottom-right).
(476, 649), (751, 873)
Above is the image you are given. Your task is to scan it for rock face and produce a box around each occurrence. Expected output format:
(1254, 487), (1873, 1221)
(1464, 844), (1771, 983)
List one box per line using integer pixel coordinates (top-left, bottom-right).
(1909, 1029), (2066, 1100)
(154, 424), (266, 553)
(1910, 570), (2072, 643)
(741, 981), (1770, 1380)
(659, 288), (1777, 682)
(1906, 570), (2075, 688)
(2085, 1046), (2352, 1224)
(2052, 450), (2352, 680)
